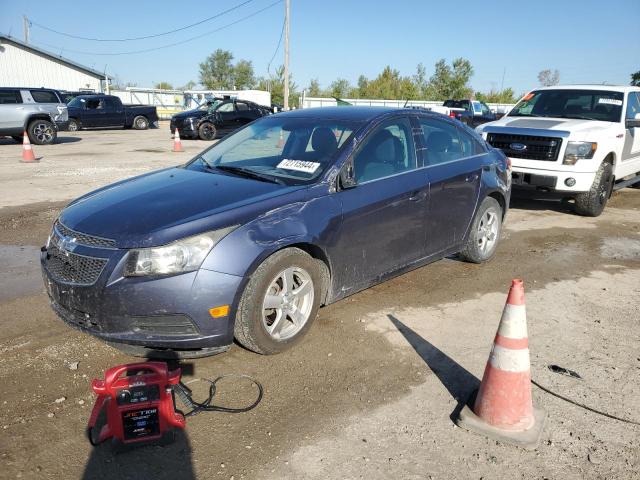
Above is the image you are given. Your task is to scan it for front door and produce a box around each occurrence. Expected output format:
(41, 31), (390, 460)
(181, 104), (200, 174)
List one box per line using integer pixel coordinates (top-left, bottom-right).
(332, 117), (429, 292)
(416, 116), (483, 256)
(622, 92), (640, 165)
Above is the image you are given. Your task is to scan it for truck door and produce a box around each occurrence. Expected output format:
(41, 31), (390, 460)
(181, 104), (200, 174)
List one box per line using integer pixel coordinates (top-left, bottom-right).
(417, 116), (482, 256)
(81, 98), (106, 127)
(104, 97), (124, 126)
(622, 92), (640, 163)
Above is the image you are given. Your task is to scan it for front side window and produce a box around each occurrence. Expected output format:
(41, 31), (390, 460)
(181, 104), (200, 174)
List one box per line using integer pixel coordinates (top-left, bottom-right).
(190, 117), (362, 184)
(418, 118), (480, 165)
(353, 118), (416, 183)
(626, 92), (640, 120)
(509, 89), (624, 122)
(30, 90), (59, 103)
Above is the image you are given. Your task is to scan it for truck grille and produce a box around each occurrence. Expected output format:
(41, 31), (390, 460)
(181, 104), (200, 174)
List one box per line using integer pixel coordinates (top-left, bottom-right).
(55, 221), (116, 249)
(486, 133), (562, 162)
(44, 242), (108, 285)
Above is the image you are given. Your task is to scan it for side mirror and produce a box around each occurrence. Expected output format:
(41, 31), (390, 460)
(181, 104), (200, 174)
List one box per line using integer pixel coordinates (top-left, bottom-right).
(626, 113), (640, 129)
(339, 160), (357, 190)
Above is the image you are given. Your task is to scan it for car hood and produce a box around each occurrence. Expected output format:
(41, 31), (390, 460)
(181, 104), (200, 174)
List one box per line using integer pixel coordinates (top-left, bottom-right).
(172, 108), (207, 119)
(60, 167), (305, 248)
(481, 116), (617, 135)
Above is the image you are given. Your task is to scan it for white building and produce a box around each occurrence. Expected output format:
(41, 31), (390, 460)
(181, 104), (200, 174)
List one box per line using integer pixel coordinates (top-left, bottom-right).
(0, 35), (110, 92)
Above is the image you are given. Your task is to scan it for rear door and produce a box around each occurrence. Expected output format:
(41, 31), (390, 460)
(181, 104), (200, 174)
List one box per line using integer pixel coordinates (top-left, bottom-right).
(235, 102), (260, 127)
(333, 117), (429, 289)
(0, 89), (24, 130)
(104, 97), (124, 126)
(416, 116), (483, 256)
(80, 98), (106, 127)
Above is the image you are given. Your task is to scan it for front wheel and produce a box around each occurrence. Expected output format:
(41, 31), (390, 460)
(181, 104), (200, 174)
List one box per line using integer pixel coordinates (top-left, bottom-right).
(574, 162), (613, 217)
(459, 197), (503, 264)
(234, 248), (324, 355)
(132, 115), (149, 130)
(198, 122), (217, 140)
(68, 118), (80, 131)
(28, 119), (57, 145)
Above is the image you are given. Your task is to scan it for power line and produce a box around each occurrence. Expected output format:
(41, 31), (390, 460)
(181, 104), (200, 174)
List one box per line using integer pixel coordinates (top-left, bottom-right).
(28, 0), (256, 42)
(32, 0), (283, 56)
(267, 17), (285, 75)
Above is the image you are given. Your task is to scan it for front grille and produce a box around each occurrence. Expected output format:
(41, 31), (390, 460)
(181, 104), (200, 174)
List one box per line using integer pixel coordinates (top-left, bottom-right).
(55, 221), (116, 249)
(44, 242), (108, 285)
(487, 133), (562, 161)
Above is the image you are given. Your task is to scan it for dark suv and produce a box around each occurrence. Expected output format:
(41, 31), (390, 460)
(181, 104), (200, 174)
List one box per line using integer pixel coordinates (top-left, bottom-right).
(170, 98), (271, 140)
(0, 87), (69, 144)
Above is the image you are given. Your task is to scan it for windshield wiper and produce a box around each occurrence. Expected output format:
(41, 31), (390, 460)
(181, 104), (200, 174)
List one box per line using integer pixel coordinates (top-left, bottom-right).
(559, 114), (598, 121)
(214, 165), (285, 185)
(195, 155), (215, 169)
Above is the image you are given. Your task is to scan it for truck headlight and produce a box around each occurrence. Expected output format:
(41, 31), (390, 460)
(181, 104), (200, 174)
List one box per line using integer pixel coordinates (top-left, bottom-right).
(563, 141), (597, 165)
(124, 226), (238, 277)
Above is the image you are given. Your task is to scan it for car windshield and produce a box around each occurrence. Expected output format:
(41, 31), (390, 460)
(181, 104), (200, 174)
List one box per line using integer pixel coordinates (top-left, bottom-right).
(508, 89), (624, 122)
(187, 116), (362, 185)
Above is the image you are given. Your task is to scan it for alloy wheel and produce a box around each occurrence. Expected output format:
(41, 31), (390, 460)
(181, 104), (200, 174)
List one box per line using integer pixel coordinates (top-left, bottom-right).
(477, 208), (499, 254)
(33, 123), (54, 143)
(262, 266), (314, 341)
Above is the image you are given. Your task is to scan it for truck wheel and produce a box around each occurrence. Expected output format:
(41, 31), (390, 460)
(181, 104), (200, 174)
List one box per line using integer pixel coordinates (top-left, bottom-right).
(68, 119), (80, 131)
(574, 162), (613, 217)
(198, 122), (217, 140)
(459, 197), (503, 264)
(28, 119), (57, 145)
(132, 116), (149, 130)
(234, 248), (325, 355)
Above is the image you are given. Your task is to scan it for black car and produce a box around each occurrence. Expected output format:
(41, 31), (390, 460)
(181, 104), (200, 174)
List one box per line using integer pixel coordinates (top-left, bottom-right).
(170, 98), (271, 140)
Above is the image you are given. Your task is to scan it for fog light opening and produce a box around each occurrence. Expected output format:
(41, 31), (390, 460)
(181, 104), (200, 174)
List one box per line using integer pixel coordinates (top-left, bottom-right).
(565, 177), (576, 187)
(209, 305), (230, 318)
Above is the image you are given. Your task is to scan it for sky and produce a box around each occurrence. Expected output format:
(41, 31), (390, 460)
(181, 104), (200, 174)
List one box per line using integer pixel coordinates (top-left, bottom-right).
(1, 0), (638, 95)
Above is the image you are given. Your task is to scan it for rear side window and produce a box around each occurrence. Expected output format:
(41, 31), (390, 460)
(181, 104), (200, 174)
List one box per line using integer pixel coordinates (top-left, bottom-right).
(105, 97), (120, 109)
(418, 118), (483, 165)
(0, 90), (22, 104)
(236, 102), (250, 111)
(30, 90), (59, 103)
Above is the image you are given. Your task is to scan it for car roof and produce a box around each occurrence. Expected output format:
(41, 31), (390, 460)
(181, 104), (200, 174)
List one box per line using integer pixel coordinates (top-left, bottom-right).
(533, 84), (640, 93)
(274, 106), (416, 122)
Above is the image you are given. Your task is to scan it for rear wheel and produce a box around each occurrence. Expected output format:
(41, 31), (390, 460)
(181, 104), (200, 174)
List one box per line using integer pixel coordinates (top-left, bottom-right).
(459, 197), (503, 264)
(574, 162), (613, 217)
(132, 115), (149, 130)
(234, 248), (324, 355)
(28, 119), (57, 145)
(198, 122), (217, 140)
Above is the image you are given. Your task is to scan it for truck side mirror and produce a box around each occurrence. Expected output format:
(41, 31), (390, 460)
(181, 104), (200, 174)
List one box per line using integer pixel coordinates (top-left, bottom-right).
(338, 160), (357, 190)
(626, 113), (640, 129)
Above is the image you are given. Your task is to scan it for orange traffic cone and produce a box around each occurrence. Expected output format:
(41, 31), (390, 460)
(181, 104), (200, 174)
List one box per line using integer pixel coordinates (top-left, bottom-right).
(173, 128), (183, 152)
(21, 131), (38, 163)
(276, 130), (285, 148)
(455, 279), (546, 449)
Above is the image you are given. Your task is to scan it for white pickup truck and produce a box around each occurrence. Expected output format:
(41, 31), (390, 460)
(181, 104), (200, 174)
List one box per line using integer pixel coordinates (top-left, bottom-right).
(476, 85), (640, 216)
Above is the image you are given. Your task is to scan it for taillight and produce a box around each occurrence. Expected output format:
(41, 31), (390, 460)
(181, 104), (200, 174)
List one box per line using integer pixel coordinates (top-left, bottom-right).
(506, 157), (512, 170)
(449, 111), (456, 118)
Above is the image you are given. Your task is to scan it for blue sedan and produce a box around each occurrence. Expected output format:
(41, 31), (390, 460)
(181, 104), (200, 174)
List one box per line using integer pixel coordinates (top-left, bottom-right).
(41, 107), (511, 358)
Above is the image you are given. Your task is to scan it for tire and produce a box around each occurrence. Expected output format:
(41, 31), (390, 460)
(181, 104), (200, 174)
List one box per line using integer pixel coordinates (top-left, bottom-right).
(459, 197), (503, 264)
(234, 248), (325, 355)
(11, 136), (22, 143)
(68, 118), (80, 132)
(198, 122), (217, 141)
(27, 119), (57, 145)
(132, 115), (149, 130)
(574, 162), (613, 217)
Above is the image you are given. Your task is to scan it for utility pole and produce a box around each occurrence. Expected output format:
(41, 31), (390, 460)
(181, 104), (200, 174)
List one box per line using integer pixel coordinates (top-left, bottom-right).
(23, 15), (29, 44)
(283, 0), (290, 110)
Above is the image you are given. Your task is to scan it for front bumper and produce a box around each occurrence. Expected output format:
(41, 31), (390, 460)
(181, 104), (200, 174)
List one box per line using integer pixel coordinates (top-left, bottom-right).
(511, 165), (596, 193)
(41, 244), (243, 351)
(169, 121), (197, 138)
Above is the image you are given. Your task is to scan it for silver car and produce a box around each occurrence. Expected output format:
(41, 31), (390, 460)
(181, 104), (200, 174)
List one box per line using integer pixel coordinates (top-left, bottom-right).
(0, 87), (69, 145)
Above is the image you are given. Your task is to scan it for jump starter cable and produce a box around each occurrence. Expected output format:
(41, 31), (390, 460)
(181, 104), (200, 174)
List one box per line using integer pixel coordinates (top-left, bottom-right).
(173, 374), (263, 417)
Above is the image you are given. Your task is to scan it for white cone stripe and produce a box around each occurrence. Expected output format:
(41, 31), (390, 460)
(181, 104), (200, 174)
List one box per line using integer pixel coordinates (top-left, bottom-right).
(489, 344), (531, 372)
(497, 304), (528, 339)
(24, 144), (32, 150)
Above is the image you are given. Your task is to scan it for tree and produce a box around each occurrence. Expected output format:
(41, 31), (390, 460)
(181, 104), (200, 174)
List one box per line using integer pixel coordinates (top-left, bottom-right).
(257, 65), (298, 107)
(476, 88), (517, 104)
(233, 60), (255, 89)
(425, 58), (474, 100)
(538, 69), (560, 87)
(413, 63), (428, 98)
(307, 78), (322, 97)
(199, 49), (235, 89)
(330, 78), (352, 98)
(154, 81), (173, 90)
(631, 70), (640, 87)
(180, 80), (197, 90)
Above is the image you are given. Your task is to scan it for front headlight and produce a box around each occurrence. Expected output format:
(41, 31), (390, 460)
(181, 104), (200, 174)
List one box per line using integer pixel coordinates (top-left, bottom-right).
(124, 226), (238, 277)
(563, 141), (597, 165)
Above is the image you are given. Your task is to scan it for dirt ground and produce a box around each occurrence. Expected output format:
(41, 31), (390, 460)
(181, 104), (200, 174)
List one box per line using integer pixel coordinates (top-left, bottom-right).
(0, 126), (639, 479)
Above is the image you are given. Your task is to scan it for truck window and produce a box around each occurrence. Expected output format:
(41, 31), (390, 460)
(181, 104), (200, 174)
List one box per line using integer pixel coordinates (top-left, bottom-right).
(105, 97), (120, 110)
(85, 99), (104, 110)
(626, 93), (640, 119)
(30, 90), (59, 103)
(0, 90), (22, 104)
(472, 102), (483, 114)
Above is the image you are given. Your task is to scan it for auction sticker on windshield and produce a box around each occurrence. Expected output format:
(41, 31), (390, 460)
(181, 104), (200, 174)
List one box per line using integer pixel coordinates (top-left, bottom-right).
(598, 98), (623, 106)
(277, 159), (321, 174)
